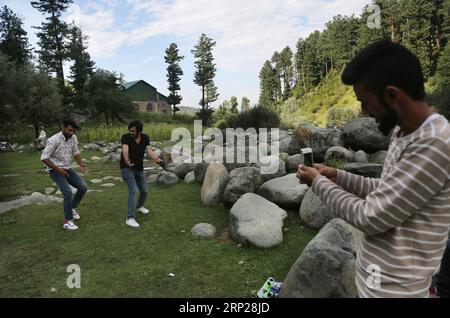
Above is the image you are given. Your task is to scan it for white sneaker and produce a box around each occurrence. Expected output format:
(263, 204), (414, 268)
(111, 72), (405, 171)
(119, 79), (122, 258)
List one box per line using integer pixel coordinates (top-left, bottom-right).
(137, 206), (149, 214)
(125, 218), (140, 228)
(63, 220), (79, 230)
(72, 209), (80, 220)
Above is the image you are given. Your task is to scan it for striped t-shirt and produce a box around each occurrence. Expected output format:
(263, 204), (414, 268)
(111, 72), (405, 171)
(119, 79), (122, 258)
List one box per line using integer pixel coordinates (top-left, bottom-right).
(312, 113), (450, 297)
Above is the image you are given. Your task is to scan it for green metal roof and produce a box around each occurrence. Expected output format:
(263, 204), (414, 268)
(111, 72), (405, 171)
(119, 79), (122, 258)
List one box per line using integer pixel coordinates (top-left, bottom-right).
(122, 80), (167, 99)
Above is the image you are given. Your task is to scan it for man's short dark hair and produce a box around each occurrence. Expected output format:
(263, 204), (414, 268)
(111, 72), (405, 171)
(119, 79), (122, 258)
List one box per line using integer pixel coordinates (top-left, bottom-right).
(62, 118), (80, 130)
(342, 39), (426, 101)
(128, 120), (143, 133)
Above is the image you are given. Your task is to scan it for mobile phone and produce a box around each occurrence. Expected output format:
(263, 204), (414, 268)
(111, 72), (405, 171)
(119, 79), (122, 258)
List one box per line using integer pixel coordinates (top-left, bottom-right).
(301, 147), (314, 167)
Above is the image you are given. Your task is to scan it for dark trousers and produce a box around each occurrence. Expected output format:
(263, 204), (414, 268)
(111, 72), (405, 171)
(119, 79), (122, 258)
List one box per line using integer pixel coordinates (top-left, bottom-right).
(437, 240), (450, 298)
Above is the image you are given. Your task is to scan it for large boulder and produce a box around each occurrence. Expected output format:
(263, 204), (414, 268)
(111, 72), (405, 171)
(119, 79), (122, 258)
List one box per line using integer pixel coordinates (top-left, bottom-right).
(299, 188), (334, 230)
(156, 171), (180, 186)
(324, 146), (354, 163)
(168, 162), (197, 179)
(223, 167), (264, 207)
(83, 143), (101, 151)
(343, 117), (389, 153)
(286, 154), (303, 172)
(201, 163), (230, 205)
(257, 174), (309, 210)
(280, 219), (360, 298)
(195, 163), (209, 184)
(343, 163), (383, 178)
(353, 150), (369, 163)
(184, 171), (195, 184)
(370, 150), (388, 165)
(258, 155), (287, 182)
(288, 125), (344, 162)
(229, 193), (287, 248)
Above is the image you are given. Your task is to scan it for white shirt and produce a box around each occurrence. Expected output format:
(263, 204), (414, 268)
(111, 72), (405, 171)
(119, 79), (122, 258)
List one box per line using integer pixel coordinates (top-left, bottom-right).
(40, 132), (80, 170)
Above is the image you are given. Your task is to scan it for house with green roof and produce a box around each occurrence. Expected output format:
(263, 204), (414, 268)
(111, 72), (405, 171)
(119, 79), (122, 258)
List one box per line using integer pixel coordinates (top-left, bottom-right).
(122, 80), (170, 113)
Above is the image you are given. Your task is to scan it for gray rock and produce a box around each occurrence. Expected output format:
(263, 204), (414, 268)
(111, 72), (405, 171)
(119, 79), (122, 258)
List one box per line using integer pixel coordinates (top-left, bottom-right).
(353, 150), (369, 163)
(195, 163), (209, 183)
(91, 156), (101, 161)
(94, 141), (107, 147)
(83, 143), (101, 151)
(90, 179), (103, 184)
(157, 171), (180, 186)
(299, 188), (334, 229)
(100, 183), (115, 187)
(184, 171), (195, 184)
(44, 187), (55, 195)
(0, 192), (63, 215)
(370, 150), (388, 165)
(286, 154), (303, 172)
(324, 146), (354, 163)
(102, 176), (114, 181)
(229, 193), (288, 248)
(191, 223), (217, 239)
(280, 219), (359, 298)
(223, 167), (264, 207)
(171, 162), (197, 179)
(279, 152), (290, 162)
(146, 174), (158, 184)
(201, 163), (230, 205)
(343, 117), (389, 153)
(343, 163), (383, 178)
(108, 144), (122, 153)
(258, 155), (287, 182)
(288, 125), (344, 162)
(279, 136), (292, 153)
(107, 153), (121, 161)
(258, 174), (309, 209)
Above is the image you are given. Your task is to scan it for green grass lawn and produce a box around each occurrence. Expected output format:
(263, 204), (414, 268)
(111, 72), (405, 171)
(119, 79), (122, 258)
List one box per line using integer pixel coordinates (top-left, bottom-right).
(0, 150), (316, 297)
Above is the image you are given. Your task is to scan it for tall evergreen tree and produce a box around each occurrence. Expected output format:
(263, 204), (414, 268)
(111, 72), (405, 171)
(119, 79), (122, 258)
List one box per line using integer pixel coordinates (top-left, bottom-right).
(258, 60), (278, 108)
(0, 6), (31, 67)
(31, 0), (73, 87)
(165, 43), (184, 116)
(68, 24), (95, 113)
(241, 96), (250, 112)
(230, 96), (239, 114)
(271, 51), (283, 101)
(191, 33), (217, 124)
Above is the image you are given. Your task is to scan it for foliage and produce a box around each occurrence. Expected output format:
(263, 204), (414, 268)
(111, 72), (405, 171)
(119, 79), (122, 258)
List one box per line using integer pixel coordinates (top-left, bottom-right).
(226, 106), (280, 130)
(164, 42), (184, 115)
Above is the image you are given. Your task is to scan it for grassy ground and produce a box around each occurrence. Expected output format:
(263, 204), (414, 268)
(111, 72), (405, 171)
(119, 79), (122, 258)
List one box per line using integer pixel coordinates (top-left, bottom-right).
(0, 150), (317, 298)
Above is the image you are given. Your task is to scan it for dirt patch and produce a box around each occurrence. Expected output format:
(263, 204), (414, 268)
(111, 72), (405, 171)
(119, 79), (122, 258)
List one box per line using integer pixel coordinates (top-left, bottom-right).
(218, 227), (232, 243)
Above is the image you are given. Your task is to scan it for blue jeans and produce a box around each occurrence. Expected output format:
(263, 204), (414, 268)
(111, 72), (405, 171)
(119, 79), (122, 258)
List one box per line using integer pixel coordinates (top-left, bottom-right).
(121, 168), (148, 219)
(49, 168), (88, 220)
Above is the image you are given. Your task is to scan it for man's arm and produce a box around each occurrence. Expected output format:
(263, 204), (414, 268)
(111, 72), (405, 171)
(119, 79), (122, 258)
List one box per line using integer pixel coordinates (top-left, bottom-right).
(72, 137), (87, 174)
(41, 138), (68, 177)
(122, 144), (133, 167)
(311, 138), (449, 235)
(336, 170), (381, 198)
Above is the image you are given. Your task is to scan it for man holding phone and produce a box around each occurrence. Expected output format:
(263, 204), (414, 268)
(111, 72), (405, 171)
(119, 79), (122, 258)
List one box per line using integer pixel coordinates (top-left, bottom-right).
(121, 120), (161, 228)
(297, 40), (450, 297)
(41, 119), (88, 231)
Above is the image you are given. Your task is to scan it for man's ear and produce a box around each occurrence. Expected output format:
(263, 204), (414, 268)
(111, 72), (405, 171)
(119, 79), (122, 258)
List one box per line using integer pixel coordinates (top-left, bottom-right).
(384, 86), (402, 109)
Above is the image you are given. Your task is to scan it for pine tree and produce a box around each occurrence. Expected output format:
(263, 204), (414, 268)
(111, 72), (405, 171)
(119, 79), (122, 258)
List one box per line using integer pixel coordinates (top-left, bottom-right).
(241, 97), (250, 112)
(0, 6), (31, 67)
(271, 51), (283, 101)
(191, 33), (217, 124)
(68, 24), (95, 113)
(258, 60), (278, 108)
(165, 42), (184, 115)
(31, 0), (73, 87)
(230, 96), (239, 114)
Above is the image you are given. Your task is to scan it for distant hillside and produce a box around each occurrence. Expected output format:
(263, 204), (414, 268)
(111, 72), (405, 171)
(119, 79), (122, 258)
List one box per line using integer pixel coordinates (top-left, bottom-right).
(279, 71), (360, 128)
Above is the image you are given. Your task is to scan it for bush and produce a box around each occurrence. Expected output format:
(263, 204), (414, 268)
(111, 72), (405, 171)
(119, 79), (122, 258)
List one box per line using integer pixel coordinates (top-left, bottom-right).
(138, 112), (196, 125)
(226, 106), (280, 130)
(326, 106), (360, 128)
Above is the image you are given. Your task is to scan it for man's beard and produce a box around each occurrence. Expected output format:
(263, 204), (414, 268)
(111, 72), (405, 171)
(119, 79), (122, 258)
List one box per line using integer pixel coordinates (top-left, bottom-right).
(377, 101), (398, 136)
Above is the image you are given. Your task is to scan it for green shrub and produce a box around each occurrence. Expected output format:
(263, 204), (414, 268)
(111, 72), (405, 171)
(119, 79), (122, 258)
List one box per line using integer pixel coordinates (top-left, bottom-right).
(226, 106), (280, 129)
(326, 106), (360, 128)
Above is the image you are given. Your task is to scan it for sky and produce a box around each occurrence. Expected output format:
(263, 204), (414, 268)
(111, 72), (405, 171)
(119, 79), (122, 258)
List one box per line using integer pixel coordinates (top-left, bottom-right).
(2, 0), (371, 109)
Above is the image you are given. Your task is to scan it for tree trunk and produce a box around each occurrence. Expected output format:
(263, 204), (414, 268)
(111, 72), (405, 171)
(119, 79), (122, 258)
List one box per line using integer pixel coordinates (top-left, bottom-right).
(202, 85), (205, 109)
(52, 11), (65, 88)
(34, 124), (39, 139)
